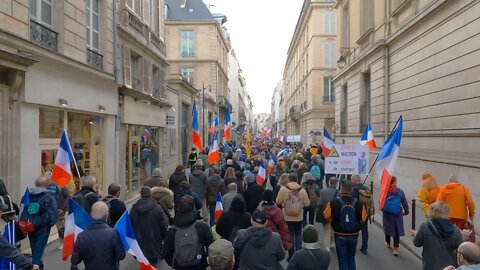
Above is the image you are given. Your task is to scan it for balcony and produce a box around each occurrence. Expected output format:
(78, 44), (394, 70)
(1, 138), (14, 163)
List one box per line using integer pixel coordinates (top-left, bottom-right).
(87, 49), (103, 70)
(217, 95), (231, 109)
(30, 20), (58, 51)
(323, 96), (335, 103)
(289, 105), (300, 120)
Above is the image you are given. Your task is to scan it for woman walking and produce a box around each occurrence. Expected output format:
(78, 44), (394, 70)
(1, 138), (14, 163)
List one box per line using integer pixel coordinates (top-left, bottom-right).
(417, 172), (440, 216)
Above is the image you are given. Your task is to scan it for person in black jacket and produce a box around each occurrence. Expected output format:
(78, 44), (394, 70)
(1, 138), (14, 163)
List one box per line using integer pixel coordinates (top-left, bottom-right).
(163, 196), (214, 270)
(286, 225), (330, 270)
(102, 183), (126, 227)
(130, 186), (167, 265)
(216, 196), (251, 241)
(176, 181), (203, 211)
(71, 202), (126, 270)
(73, 176), (99, 214)
(242, 174), (264, 214)
(169, 165), (188, 197)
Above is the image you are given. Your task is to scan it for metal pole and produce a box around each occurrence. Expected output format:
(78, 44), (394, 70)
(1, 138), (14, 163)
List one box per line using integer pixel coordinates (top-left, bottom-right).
(202, 83), (206, 148)
(412, 199), (416, 230)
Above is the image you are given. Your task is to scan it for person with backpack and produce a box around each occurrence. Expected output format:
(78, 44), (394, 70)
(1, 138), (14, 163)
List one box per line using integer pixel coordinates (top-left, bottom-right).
(316, 176), (339, 252)
(163, 195), (214, 270)
(233, 210), (285, 270)
(286, 225), (330, 270)
(258, 189), (292, 251)
(206, 167), (228, 226)
(102, 183), (126, 227)
(382, 176), (409, 256)
(308, 155), (324, 189)
(301, 173), (320, 227)
(176, 181), (203, 211)
(169, 165), (189, 197)
(73, 176), (99, 215)
(20, 176), (58, 270)
(152, 180), (174, 226)
(275, 172), (310, 260)
(323, 181), (367, 270)
(351, 175), (373, 254)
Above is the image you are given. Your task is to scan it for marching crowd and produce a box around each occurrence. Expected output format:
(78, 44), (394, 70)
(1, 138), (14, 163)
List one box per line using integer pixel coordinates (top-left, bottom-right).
(0, 140), (478, 270)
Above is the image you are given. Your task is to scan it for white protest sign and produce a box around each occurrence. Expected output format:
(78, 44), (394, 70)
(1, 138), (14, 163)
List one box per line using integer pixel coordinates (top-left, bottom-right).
(325, 144), (369, 175)
(287, 135), (301, 142)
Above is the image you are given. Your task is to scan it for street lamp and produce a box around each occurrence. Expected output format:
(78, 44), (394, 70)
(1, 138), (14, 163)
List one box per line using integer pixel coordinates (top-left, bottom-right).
(337, 55), (346, 69)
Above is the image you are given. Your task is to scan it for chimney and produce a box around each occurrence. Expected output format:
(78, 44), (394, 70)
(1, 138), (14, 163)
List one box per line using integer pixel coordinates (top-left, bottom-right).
(180, 0), (187, 8)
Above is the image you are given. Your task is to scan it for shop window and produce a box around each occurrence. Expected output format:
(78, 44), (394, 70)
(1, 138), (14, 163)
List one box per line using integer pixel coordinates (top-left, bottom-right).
(39, 108), (64, 138)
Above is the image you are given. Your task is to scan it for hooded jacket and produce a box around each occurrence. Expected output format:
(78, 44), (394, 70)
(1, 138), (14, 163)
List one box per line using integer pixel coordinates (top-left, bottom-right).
(275, 182), (310, 222)
(243, 182), (265, 214)
(206, 175), (227, 203)
(437, 182), (475, 220)
(169, 171), (188, 196)
(28, 187), (58, 228)
(143, 175), (164, 188)
(189, 170), (207, 201)
(216, 197), (251, 241)
(413, 219), (463, 270)
(151, 187), (174, 211)
(418, 173), (440, 215)
(129, 198), (167, 259)
(175, 189), (202, 210)
(259, 202), (292, 250)
(163, 211), (213, 270)
(233, 227), (285, 270)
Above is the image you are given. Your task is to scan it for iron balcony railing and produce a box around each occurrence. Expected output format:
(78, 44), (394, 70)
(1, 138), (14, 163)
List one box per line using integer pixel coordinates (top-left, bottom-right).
(30, 20), (58, 51)
(87, 49), (103, 70)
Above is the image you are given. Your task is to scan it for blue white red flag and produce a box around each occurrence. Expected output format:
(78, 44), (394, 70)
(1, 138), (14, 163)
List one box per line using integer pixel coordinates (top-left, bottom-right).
(322, 128), (334, 156)
(360, 124), (377, 150)
(256, 159), (267, 186)
(214, 193), (224, 220)
(209, 117), (219, 134)
(62, 199), (93, 261)
(51, 129), (78, 188)
(224, 107), (231, 141)
(192, 100), (203, 150)
(18, 188), (29, 216)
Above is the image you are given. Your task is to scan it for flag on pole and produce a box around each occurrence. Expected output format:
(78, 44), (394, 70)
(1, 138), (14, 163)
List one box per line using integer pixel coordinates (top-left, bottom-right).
(322, 128), (334, 156)
(265, 129), (272, 138)
(360, 124), (377, 150)
(376, 117), (403, 210)
(0, 221), (17, 270)
(51, 129), (78, 188)
(208, 132), (220, 165)
(214, 193), (223, 220)
(18, 188), (29, 217)
(62, 199), (93, 261)
(267, 155), (275, 175)
(256, 159), (267, 186)
(208, 117), (219, 134)
(224, 106), (231, 141)
(192, 99), (203, 151)
(114, 212), (156, 270)
(277, 148), (290, 157)
(246, 128), (251, 159)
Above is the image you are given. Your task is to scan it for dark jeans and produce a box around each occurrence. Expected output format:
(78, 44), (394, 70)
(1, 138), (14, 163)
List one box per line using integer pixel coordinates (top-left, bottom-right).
(29, 226), (51, 270)
(287, 221), (303, 258)
(385, 234), (400, 248)
(335, 235), (358, 270)
(208, 202), (216, 227)
(360, 223), (368, 250)
(302, 207), (316, 227)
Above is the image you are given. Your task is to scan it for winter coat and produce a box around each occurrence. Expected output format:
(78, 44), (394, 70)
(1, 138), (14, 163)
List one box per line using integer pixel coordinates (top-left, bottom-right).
(28, 187), (58, 228)
(413, 219), (463, 270)
(189, 170), (207, 201)
(163, 211), (214, 270)
(286, 247), (330, 270)
(296, 169), (308, 183)
(102, 196), (126, 227)
(206, 175), (227, 203)
(269, 169), (284, 190)
(235, 177), (247, 194)
(323, 194), (367, 235)
(151, 187), (174, 211)
(243, 183), (265, 214)
(458, 265), (480, 270)
(222, 191), (239, 212)
(437, 183), (475, 220)
(418, 187), (440, 216)
(169, 171), (188, 196)
(143, 175), (164, 188)
(71, 221), (126, 270)
(175, 189), (202, 210)
(259, 202), (293, 250)
(129, 198), (167, 259)
(273, 184), (282, 202)
(216, 197), (251, 241)
(74, 187), (99, 214)
(224, 177), (237, 187)
(0, 235), (33, 269)
(275, 182), (310, 222)
(233, 227), (285, 270)
(302, 180), (320, 208)
(383, 187), (409, 237)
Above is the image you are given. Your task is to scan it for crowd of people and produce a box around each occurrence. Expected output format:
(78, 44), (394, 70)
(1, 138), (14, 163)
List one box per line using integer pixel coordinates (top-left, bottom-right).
(0, 139), (478, 270)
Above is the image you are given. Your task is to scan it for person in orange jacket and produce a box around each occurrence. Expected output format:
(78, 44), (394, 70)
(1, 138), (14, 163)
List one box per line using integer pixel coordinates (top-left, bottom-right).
(436, 174), (475, 230)
(417, 172), (440, 216)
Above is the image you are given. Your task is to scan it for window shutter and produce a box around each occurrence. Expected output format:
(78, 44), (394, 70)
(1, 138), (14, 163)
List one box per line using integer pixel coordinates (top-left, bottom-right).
(143, 59), (150, 94)
(143, 0), (151, 25)
(123, 46), (132, 88)
(324, 43), (329, 67)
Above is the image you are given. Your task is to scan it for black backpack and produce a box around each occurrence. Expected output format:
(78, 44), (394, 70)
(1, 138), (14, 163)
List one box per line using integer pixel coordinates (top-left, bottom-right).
(73, 191), (96, 213)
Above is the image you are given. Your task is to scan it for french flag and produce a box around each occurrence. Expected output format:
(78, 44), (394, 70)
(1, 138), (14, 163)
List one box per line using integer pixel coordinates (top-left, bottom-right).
(277, 148), (290, 157)
(192, 100), (203, 151)
(256, 159), (267, 186)
(208, 132), (220, 165)
(214, 193), (223, 220)
(267, 155), (275, 175)
(360, 124), (377, 150)
(224, 106), (231, 141)
(322, 127), (334, 156)
(265, 129), (272, 138)
(62, 199), (93, 261)
(376, 117), (403, 210)
(51, 129), (77, 188)
(280, 135), (286, 144)
(18, 188), (29, 216)
(209, 117), (219, 134)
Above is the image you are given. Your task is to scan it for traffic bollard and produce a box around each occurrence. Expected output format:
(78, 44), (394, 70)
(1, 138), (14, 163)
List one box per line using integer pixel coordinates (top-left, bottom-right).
(412, 199), (416, 230)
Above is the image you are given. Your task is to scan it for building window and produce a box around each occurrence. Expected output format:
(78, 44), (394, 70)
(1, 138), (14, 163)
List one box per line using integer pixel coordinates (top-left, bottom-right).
(360, 72), (371, 132)
(324, 42), (336, 68)
(30, 0), (52, 26)
(361, 0), (374, 33)
(323, 77), (335, 103)
(181, 67), (195, 85)
(86, 0), (100, 51)
(126, 0), (141, 16)
(150, 0), (159, 34)
(324, 11), (336, 34)
(131, 52), (142, 90)
(164, 4), (169, 19)
(39, 108), (64, 139)
(152, 65), (165, 99)
(181, 30), (195, 57)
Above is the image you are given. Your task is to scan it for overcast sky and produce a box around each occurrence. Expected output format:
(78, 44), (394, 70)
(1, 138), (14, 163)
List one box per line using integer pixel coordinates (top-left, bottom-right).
(205, 0), (304, 114)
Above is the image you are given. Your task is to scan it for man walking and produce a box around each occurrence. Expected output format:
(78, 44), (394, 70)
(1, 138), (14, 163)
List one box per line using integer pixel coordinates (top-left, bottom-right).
(323, 181), (367, 270)
(437, 175), (475, 230)
(73, 176), (99, 214)
(71, 202), (126, 270)
(443, 242), (480, 270)
(143, 168), (164, 188)
(190, 162), (208, 221)
(206, 167), (227, 226)
(208, 239), (235, 270)
(102, 183), (126, 227)
(316, 176), (339, 251)
(351, 175), (372, 254)
(233, 210), (285, 270)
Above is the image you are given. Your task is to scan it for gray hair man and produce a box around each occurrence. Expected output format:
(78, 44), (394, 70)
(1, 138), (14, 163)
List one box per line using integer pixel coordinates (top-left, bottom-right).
(73, 176), (99, 214)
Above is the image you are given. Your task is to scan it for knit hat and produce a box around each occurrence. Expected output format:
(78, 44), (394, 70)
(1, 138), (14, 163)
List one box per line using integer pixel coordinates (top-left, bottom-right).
(261, 189), (274, 202)
(208, 239), (234, 267)
(251, 210), (267, 225)
(302, 225), (321, 249)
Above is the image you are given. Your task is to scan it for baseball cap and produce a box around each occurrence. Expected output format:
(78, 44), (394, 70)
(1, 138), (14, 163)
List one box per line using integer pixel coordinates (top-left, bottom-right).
(251, 210), (267, 225)
(208, 239), (234, 266)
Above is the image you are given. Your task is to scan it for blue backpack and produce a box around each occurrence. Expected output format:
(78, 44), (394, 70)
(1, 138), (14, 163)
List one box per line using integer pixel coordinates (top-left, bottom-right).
(383, 190), (403, 215)
(338, 197), (358, 232)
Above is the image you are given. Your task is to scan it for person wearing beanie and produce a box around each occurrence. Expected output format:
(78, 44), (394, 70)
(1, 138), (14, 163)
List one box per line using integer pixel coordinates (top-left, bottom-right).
(258, 190), (293, 251)
(417, 172), (440, 216)
(233, 210), (285, 270)
(286, 225), (330, 270)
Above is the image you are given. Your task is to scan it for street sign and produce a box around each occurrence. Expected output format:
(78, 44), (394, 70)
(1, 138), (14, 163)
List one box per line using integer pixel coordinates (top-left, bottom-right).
(325, 144), (369, 175)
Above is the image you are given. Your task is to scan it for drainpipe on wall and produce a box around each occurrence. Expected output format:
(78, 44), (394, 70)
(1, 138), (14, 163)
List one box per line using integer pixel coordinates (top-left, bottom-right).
(113, 0), (120, 184)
